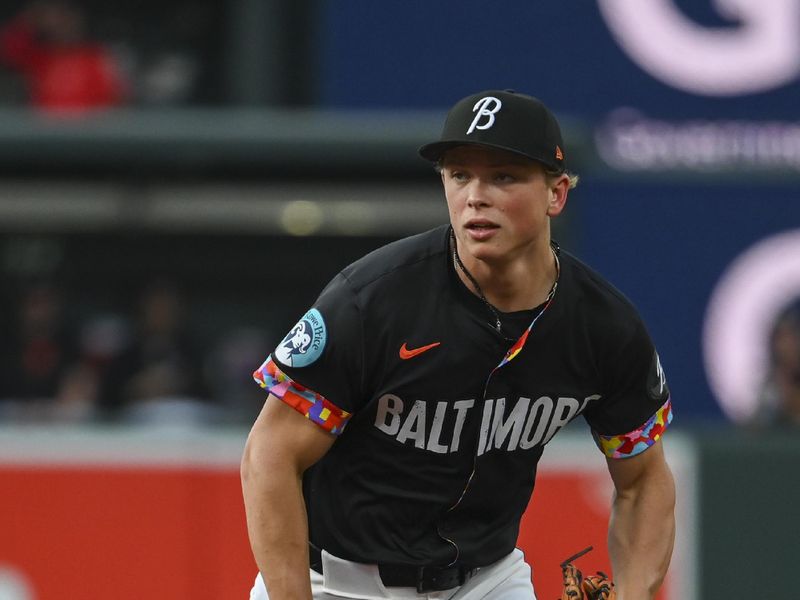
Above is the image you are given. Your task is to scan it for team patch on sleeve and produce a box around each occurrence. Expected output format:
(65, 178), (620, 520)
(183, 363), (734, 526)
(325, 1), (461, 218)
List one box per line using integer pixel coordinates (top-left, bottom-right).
(593, 397), (673, 459)
(253, 358), (351, 435)
(274, 308), (327, 367)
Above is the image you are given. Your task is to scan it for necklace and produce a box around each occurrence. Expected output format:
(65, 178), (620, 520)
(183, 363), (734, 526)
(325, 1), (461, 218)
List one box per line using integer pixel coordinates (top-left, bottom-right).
(450, 228), (560, 338)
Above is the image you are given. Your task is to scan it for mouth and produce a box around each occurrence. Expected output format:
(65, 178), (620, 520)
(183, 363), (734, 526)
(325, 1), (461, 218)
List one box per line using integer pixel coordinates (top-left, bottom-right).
(463, 219), (500, 241)
(465, 219), (499, 231)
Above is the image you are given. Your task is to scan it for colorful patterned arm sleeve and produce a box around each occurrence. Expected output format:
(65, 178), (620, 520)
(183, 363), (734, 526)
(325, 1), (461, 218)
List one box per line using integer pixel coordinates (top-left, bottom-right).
(253, 357), (352, 435)
(592, 397), (673, 459)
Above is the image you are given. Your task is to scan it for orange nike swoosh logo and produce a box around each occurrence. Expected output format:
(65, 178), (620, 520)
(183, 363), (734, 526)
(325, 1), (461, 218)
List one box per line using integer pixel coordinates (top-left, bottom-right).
(399, 341), (441, 360)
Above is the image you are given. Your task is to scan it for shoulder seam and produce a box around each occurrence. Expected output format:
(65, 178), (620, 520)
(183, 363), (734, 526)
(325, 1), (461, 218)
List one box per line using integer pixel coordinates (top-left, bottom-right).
(344, 246), (448, 294)
(563, 252), (637, 309)
(335, 271), (368, 401)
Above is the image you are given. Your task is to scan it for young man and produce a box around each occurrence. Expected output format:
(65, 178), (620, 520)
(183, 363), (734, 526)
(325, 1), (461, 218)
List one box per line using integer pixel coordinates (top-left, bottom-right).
(241, 90), (675, 599)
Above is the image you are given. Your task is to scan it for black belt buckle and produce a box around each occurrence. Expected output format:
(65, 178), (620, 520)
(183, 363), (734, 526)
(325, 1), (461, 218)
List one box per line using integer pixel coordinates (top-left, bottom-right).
(415, 565), (472, 593)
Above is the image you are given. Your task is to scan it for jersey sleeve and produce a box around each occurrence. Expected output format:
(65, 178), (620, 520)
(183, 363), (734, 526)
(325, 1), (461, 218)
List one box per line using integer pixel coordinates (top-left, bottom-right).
(582, 317), (673, 459)
(252, 272), (363, 435)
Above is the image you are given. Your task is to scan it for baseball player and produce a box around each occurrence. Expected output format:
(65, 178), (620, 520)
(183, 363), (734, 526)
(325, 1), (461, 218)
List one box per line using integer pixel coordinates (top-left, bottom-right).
(241, 90), (676, 599)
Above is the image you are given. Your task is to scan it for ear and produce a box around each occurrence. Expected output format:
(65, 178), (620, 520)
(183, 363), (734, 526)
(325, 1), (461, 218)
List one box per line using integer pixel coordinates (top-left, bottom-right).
(546, 174), (570, 217)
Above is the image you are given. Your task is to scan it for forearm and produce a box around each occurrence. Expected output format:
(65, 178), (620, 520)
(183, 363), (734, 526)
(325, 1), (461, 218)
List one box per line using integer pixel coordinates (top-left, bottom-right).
(608, 462), (675, 600)
(241, 439), (313, 600)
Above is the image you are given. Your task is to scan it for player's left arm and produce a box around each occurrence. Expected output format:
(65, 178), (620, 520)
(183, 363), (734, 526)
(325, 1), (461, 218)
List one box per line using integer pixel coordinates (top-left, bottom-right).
(605, 438), (675, 600)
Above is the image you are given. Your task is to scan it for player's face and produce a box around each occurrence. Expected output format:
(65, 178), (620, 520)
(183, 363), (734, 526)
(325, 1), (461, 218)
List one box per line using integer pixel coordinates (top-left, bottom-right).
(441, 145), (568, 266)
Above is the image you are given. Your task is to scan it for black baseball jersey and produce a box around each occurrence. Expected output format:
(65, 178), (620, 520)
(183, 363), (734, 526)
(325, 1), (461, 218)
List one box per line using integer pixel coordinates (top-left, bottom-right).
(254, 224), (672, 569)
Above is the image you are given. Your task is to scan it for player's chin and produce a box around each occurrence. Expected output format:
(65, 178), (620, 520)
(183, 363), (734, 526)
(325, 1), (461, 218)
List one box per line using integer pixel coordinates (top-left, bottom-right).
(463, 240), (506, 263)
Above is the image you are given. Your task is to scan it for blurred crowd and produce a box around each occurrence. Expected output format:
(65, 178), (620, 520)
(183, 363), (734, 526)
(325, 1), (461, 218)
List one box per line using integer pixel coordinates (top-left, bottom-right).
(0, 0), (222, 115)
(3, 277), (800, 429)
(0, 279), (272, 426)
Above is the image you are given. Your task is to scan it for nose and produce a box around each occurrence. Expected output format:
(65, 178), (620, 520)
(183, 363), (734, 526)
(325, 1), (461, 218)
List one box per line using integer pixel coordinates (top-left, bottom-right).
(465, 179), (491, 209)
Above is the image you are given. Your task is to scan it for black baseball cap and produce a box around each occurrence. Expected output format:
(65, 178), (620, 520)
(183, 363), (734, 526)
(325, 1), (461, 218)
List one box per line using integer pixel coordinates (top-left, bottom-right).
(418, 90), (566, 172)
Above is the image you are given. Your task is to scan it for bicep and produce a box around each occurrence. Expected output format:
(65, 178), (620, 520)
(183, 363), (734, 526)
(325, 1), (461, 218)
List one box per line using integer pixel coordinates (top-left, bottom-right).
(606, 439), (672, 495)
(243, 394), (336, 476)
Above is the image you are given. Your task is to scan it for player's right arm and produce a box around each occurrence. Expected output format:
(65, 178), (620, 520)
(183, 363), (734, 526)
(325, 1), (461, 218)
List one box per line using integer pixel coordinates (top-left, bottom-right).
(241, 393), (336, 600)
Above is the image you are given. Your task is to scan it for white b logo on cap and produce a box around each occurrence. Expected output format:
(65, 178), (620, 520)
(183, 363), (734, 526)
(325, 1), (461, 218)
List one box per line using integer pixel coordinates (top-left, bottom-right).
(467, 96), (502, 134)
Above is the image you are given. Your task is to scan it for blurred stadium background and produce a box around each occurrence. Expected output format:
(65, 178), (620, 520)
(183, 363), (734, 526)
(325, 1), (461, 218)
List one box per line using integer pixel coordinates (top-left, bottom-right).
(0, 1), (799, 598)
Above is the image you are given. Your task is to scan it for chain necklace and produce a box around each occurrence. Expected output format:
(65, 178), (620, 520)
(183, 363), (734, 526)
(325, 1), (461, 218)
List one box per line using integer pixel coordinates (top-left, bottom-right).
(450, 228), (560, 339)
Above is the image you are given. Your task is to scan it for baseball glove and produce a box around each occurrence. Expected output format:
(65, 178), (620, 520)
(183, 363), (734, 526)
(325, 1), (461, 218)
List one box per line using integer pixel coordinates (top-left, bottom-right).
(558, 546), (616, 600)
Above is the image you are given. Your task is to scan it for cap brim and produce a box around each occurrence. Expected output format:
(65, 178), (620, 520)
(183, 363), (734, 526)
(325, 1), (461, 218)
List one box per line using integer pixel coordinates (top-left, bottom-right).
(418, 140), (559, 171)
(418, 141), (463, 162)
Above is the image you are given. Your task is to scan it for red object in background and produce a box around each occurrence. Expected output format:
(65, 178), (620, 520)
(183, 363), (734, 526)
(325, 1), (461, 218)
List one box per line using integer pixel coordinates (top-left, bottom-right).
(0, 466), (255, 599)
(0, 17), (126, 114)
(0, 431), (677, 599)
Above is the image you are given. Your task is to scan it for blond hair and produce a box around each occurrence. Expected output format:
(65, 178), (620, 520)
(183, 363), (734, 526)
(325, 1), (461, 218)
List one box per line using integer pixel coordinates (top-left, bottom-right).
(546, 169), (580, 189)
(435, 155), (580, 189)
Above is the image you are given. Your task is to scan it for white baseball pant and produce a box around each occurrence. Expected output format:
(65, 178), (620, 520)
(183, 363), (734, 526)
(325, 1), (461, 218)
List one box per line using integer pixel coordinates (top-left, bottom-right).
(249, 548), (536, 600)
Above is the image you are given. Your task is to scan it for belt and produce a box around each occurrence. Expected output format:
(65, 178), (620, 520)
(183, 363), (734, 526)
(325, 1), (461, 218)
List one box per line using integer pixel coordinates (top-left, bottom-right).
(309, 545), (478, 593)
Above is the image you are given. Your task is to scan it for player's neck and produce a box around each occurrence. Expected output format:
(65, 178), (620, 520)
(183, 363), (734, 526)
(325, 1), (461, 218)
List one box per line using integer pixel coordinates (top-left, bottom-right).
(455, 240), (558, 313)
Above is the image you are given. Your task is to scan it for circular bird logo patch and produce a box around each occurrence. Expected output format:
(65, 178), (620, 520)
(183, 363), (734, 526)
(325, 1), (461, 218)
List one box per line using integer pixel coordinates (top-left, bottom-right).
(274, 308), (327, 367)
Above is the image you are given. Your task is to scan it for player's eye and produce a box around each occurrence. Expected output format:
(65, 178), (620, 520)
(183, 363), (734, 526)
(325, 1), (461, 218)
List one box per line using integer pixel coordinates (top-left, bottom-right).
(449, 170), (469, 182)
(494, 173), (515, 183)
